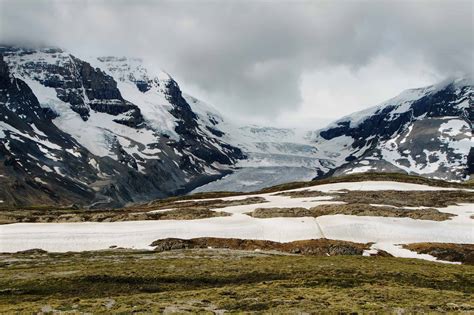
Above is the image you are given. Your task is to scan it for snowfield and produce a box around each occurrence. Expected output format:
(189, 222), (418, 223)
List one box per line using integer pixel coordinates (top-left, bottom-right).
(0, 181), (472, 263)
(0, 215), (323, 253)
(287, 180), (474, 192)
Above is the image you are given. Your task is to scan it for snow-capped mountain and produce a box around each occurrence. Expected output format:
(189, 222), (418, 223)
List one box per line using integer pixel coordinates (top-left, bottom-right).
(0, 45), (472, 206)
(193, 77), (473, 192)
(312, 78), (473, 181)
(0, 46), (243, 207)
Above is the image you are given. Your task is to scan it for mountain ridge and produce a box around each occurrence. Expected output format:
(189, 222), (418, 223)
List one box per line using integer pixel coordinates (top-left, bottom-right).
(0, 45), (472, 207)
(0, 46), (244, 207)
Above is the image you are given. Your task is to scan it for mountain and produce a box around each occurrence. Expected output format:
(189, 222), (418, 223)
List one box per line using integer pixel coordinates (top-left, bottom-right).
(311, 78), (473, 181)
(0, 47), (243, 207)
(0, 45), (472, 206)
(194, 78), (473, 192)
(187, 100), (330, 192)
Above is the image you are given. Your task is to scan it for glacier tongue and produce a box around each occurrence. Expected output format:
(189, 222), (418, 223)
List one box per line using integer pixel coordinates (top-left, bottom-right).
(192, 166), (318, 193)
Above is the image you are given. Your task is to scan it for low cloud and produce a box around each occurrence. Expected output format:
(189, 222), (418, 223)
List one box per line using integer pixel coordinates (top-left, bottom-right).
(1, 0), (472, 126)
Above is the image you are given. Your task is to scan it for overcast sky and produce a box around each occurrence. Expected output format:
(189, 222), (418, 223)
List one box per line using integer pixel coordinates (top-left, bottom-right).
(1, 0), (473, 128)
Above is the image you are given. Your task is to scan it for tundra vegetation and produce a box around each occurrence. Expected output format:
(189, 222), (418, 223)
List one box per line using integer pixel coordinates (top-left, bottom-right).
(0, 248), (473, 313)
(0, 173), (473, 312)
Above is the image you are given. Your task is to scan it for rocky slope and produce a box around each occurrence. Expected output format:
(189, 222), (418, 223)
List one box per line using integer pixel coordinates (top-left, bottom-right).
(0, 45), (472, 206)
(0, 47), (243, 207)
(311, 78), (473, 181)
(194, 77), (473, 192)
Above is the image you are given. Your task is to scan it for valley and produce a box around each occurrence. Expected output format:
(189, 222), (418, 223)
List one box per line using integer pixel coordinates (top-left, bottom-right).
(0, 45), (472, 314)
(0, 46), (472, 207)
(1, 2), (473, 313)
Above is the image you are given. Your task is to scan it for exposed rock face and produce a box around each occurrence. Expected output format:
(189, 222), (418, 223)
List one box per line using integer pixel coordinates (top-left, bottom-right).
(320, 81), (472, 144)
(95, 55), (245, 167)
(163, 74), (244, 166)
(0, 55), (97, 205)
(1, 47), (144, 127)
(0, 47), (244, 207)
(313, 78), (473, 181)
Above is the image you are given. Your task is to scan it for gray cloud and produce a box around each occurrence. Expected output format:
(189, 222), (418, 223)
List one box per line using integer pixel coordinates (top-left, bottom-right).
(0, 0), (473, 124)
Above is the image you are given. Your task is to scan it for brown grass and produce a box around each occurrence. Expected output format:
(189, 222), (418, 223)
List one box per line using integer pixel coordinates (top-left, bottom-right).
(0, 197), (267, 224)
(151, 237), (372, 256)
(403, 243), (474, 265)
(257, 172), (474, 194)
(248, 204), (455, 221)
(279, 189), (474, 208)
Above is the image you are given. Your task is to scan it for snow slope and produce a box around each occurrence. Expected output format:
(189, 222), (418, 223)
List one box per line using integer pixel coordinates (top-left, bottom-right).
(314, 77), (473, 181)
(1, 180), (472, 264)
(0, 47), (244, 206)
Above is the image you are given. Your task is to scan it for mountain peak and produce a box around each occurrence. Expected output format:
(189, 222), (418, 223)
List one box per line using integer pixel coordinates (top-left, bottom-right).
(156, 70), (172, 82)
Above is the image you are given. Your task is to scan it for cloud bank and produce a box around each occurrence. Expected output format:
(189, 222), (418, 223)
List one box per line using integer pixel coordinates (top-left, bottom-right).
(1, 0), (472, 127)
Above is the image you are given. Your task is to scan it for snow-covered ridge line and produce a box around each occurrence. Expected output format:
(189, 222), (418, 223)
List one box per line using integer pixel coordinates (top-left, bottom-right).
(310, 75), (473, 182)
(322, 75), (472, 130)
